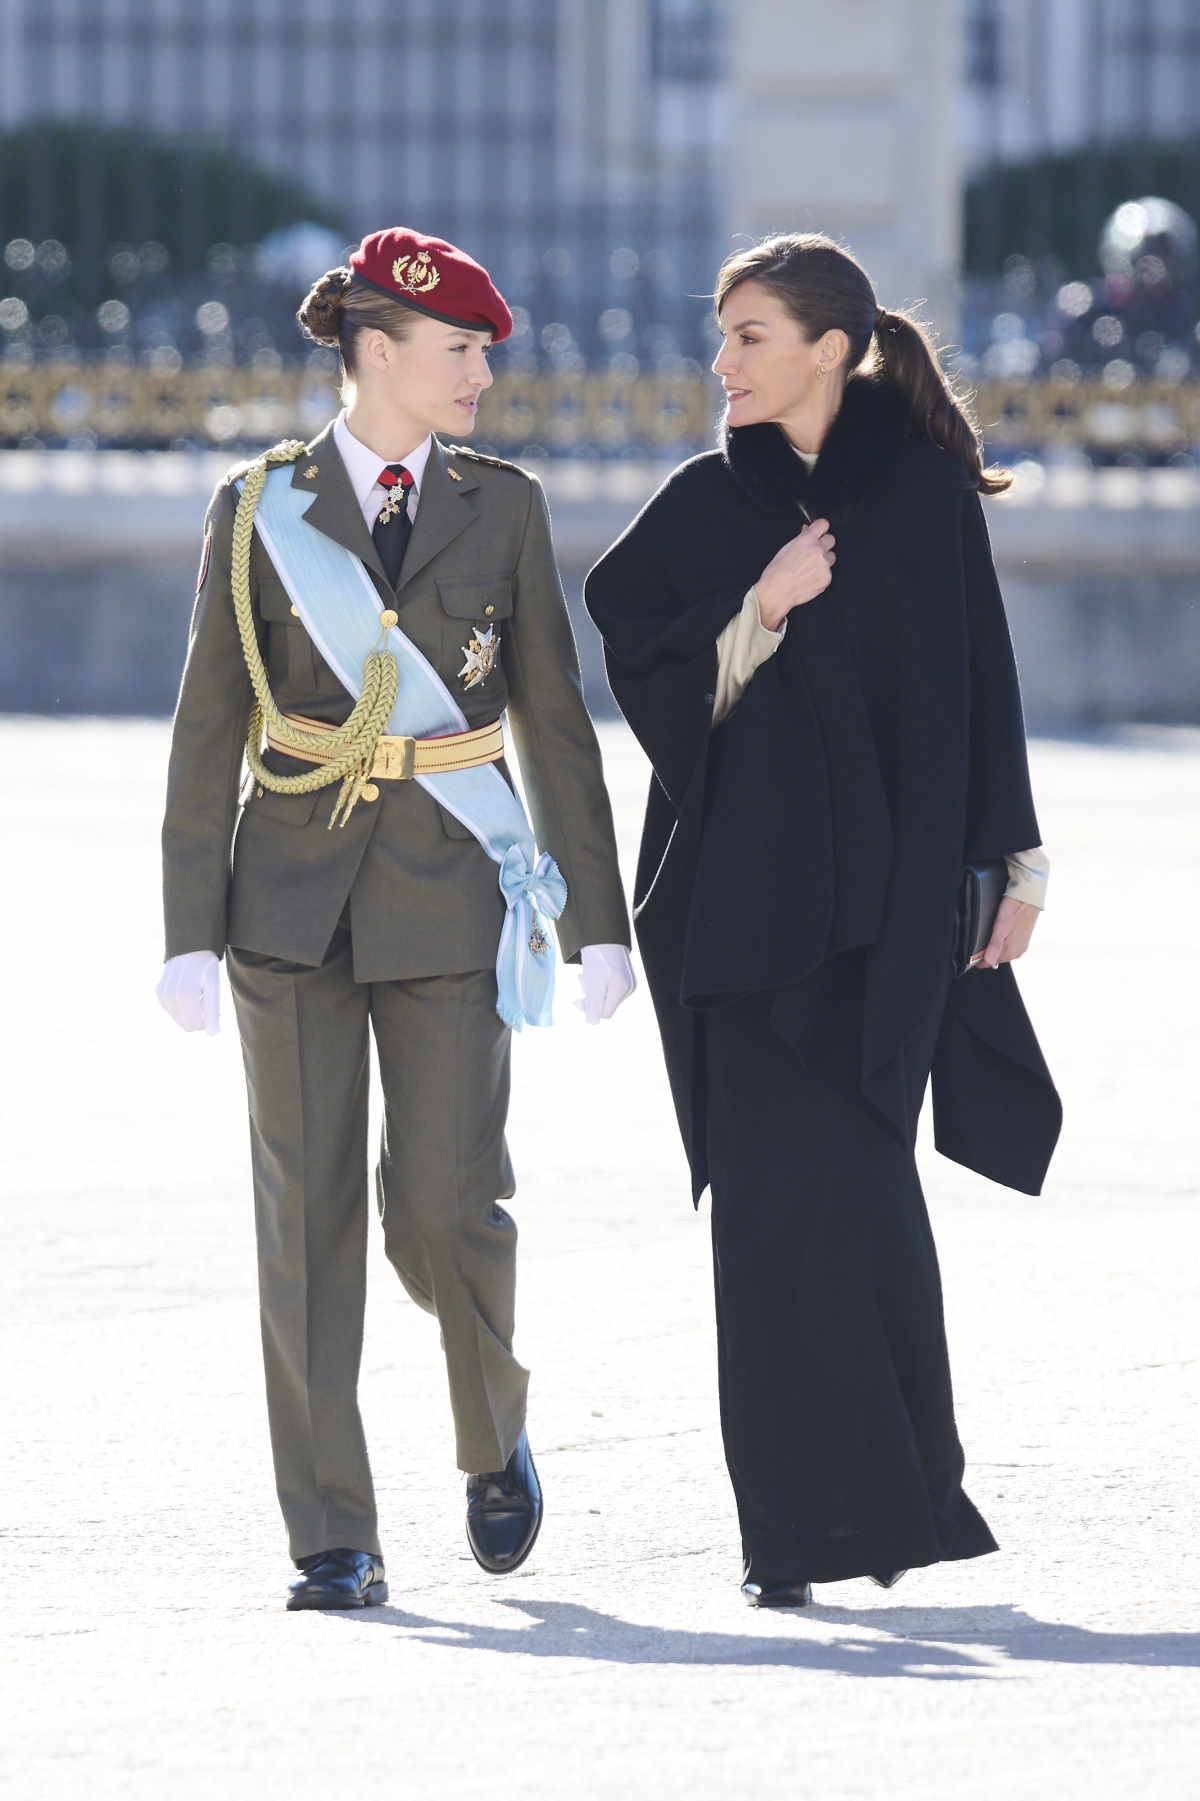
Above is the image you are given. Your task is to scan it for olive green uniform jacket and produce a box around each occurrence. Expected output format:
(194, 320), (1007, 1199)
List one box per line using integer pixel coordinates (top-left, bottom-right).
(162, 422), (630, 981)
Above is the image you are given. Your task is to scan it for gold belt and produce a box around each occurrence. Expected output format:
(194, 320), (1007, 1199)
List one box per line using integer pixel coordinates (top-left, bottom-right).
(267, 712), (505, 781)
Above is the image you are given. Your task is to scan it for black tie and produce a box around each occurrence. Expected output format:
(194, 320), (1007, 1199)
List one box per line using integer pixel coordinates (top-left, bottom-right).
(372, 463), (414, 587)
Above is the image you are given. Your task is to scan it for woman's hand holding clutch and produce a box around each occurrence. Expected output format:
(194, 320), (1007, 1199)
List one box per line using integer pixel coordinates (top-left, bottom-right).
(972, 896), (1039, 970)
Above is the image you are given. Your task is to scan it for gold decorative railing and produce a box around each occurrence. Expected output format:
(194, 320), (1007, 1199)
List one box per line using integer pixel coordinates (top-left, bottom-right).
(970, 379), (1200, 452)
(1, 365), (1198, 452)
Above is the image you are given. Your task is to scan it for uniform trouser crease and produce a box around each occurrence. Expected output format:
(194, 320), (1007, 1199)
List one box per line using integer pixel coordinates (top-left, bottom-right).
(229, 925), (527, 1563)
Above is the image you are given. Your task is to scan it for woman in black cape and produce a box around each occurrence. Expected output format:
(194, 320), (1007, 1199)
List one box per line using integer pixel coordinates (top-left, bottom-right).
(585, 234), (1062, 1607)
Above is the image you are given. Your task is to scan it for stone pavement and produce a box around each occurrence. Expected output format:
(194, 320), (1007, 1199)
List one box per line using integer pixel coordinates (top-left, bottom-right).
(2, 718), (1198, 1801)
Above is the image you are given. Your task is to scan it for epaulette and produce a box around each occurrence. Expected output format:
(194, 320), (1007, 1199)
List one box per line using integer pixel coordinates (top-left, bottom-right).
(222, 438), (307, 492)
(446, 444), (528, 476)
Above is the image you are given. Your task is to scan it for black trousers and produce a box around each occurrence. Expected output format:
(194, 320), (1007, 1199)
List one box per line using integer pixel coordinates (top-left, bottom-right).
(704, 953), (997, 1586)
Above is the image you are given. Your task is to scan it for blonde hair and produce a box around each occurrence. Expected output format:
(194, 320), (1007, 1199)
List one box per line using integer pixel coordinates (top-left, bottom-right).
(297, 266), (417, 394)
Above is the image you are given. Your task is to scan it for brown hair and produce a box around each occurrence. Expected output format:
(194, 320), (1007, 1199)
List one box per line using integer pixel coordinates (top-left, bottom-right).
(297, 266), (416, 389)
(715, 233), (1011, 496)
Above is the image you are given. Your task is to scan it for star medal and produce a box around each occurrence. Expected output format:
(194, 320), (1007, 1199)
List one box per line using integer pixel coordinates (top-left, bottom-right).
(458, 624), (499, 690)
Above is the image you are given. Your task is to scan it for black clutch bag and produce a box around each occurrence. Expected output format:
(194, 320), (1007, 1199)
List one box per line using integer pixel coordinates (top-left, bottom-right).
(953, 859), (1008, 976)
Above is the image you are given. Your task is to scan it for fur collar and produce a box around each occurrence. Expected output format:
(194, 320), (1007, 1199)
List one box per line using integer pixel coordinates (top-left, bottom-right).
(721, 374), (912, 520)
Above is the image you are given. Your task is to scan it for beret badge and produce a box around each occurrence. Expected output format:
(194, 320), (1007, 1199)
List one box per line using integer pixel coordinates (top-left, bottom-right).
(351, 227), (511, 339)
(392, 250), (441, 295)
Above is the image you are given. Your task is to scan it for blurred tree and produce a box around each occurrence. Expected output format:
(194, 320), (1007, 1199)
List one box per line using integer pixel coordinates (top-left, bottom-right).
(965, 137), (1200, 276)
(0, 120), (348, 306)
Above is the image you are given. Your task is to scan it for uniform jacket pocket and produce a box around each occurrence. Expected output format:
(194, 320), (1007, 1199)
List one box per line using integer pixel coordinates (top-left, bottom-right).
(257, 579), (299, 622)
(434, 577), (513, 708)
(434, 576), (514, 620)
(241, 783), (323, 826)
(257, 581), (319, 691)
(435, 756), (518, 841)
(437, 803), (476, 841)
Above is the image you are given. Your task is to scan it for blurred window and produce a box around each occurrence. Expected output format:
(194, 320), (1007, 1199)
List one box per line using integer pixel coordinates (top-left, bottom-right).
(652, 0), (724, 83)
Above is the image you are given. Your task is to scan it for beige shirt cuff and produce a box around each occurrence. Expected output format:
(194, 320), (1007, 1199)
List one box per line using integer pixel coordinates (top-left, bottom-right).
(711, 586), (785, 726)
(1004, 845), (1049, 910)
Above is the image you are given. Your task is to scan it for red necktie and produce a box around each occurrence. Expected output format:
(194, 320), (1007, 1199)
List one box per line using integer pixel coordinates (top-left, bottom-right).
(372, 464), (415, 587)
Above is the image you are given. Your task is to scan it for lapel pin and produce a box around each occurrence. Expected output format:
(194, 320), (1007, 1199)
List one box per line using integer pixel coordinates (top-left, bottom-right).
(304, 464), (319, 480)
(447, 466), (463, 482)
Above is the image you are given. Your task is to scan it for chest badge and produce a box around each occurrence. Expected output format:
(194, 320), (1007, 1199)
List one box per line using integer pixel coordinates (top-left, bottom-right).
(458, 623), (499, 690)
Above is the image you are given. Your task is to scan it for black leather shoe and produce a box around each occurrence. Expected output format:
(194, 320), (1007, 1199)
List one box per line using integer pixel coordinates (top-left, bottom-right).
(465, 1429), (543, 1574)
(741, 1580), (814, 1608)
(869, 1569), (908, 1590)
(286, 1547), (388, 1611)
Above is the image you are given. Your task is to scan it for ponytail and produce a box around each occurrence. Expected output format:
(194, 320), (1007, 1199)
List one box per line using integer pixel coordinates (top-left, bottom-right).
(874, 307), (1012, 496)
(716, 233), (1011, 496)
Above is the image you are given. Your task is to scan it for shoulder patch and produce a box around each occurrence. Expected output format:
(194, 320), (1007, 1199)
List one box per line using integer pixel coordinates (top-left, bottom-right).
(447, 444), (529, 477)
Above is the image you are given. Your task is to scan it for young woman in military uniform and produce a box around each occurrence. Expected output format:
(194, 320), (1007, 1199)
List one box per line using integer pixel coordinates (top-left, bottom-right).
(157, 228), (634, 1610)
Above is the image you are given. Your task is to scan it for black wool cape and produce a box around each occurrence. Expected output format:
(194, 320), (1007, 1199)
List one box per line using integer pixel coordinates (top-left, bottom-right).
(585, 376), (1062, 1201)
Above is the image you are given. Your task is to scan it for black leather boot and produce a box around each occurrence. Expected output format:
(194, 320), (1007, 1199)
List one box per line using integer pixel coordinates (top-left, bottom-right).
(465, 1429), (543, 1574)
(740, 1579), (814, 1608)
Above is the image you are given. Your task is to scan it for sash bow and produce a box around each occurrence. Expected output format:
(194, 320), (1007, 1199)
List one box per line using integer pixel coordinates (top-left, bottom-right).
(497, 846), (568, 1030)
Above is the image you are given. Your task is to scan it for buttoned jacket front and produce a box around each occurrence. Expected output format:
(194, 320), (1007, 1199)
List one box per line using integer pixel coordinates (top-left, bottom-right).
(162, 419), (629, 981)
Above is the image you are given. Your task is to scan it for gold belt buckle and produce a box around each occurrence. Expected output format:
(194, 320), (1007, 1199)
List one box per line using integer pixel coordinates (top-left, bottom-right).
(377, 735), (416, 780)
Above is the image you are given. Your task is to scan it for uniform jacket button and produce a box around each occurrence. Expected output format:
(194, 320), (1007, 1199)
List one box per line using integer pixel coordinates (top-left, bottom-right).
(361, 782), (380, 803)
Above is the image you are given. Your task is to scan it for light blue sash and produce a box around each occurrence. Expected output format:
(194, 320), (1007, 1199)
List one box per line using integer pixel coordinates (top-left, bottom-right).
(243, 463), (566, 1030)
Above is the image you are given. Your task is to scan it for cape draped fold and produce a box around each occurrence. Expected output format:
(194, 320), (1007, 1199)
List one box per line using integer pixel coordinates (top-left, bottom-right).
(585, 376), (1062, 1199)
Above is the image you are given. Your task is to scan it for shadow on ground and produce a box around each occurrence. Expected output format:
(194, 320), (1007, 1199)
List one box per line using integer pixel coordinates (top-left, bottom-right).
(333, 1597), (1200, 1680)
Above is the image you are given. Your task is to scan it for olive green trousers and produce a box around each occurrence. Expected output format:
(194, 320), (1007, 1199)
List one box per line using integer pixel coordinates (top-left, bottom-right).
(228, 922), (527, 1562)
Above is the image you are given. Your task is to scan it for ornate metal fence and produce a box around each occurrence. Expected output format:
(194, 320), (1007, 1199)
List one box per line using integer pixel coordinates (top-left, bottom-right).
(4, 362), (1199, 463)
(0, 0), (1197, 459)
(959, 0), (1199, 462)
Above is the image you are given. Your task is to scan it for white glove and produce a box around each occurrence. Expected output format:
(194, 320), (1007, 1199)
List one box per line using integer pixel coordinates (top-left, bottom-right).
(156, 950), (221, 1036)
(578, 944), (636, 1024)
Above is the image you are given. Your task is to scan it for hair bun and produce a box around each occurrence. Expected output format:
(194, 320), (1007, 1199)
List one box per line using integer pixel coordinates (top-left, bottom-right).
(297, 267), (352, 345)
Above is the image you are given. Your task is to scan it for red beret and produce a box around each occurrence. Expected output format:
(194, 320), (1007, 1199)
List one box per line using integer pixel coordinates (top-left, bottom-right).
(348, 227), (513, 343)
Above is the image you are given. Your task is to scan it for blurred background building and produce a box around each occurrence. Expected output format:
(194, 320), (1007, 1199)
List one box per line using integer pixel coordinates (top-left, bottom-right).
(0, 0), (727, 450)
(1, 0), (1197, 725)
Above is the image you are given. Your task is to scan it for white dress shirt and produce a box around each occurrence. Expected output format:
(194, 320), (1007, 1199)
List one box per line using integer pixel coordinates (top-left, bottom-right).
(333, 409), (432, 531)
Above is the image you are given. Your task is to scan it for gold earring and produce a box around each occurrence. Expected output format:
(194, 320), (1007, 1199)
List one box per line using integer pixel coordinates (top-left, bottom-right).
(816, 363), (827, 381)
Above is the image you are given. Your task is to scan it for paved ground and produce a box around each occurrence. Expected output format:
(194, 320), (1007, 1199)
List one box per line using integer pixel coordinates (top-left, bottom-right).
(2, 718), (1198, 1801)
